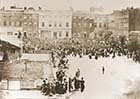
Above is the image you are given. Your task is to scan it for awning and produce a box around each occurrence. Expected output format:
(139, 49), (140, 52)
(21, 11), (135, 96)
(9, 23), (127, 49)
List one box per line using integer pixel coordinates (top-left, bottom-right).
(21, 54), (49, 61)
(0, 35), (23, 48)
(0, 27), (22, 33)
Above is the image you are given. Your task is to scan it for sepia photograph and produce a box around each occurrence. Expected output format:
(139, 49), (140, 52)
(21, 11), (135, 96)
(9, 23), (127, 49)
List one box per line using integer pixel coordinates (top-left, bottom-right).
(0, 0), (140, 99)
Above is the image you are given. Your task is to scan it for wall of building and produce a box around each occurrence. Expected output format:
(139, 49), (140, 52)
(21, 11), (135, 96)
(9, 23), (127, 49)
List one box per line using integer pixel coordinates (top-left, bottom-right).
(0, 8), (109, 40)
(22, 11), (39, 36)
(1, 60), (51, 89)
(0, 10), (39, 37)
(108, 8), (140, 36)
(2, 7), (140, 39)
(72, 11), (94, 39)
(108, 10), (129, 36)
(0, 10), (23, 36)
(39, 10), (72, 39)
(108, 14), (116, 33)
(93, 14), (108, 32)
(2, 60), (43, 80)
(129, 8), (140, 32)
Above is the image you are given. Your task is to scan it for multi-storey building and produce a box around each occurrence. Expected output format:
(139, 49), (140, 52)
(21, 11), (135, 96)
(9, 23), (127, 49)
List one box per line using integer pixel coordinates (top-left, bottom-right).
(108, 7), (140, 36)
(22, 10), (39, 37)
(0, 8), (39, 37)
(3, 6), (140, 40)
(89, 7), (108, 32)
(107, 13), (116, 33)
(39, 10), (73, 39)
(72, 11), (94, 39)
(93, 14), (108, 32)
(113, 10), (129, 36)
(0, 10), (23, 36)
(129, 8), (140, 32)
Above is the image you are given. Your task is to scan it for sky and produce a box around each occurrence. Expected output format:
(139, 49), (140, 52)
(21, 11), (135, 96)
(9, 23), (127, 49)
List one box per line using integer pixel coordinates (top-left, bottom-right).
(1, 0), (140, 13)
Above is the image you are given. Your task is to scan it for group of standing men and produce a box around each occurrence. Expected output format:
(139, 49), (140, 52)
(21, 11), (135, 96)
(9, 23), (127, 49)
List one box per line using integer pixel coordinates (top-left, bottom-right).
(41, 50), (85, 96)
(41, 69), (85, 96)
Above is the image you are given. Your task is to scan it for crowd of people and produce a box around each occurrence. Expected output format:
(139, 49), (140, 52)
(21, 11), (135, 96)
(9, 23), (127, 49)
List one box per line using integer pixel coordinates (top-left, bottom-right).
(17, 31), (140, 98)
(41, 51), (85, 96)
(46, 35), (140, 64)
(40, 34), (140, 96)
(41, 69), (85, 96)
(21, 30), (140, 63)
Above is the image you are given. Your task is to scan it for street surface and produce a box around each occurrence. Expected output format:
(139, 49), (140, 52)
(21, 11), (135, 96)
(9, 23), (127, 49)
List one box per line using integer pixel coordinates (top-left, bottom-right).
(68, 55), (140, 99)
(1, 55), (140, 99)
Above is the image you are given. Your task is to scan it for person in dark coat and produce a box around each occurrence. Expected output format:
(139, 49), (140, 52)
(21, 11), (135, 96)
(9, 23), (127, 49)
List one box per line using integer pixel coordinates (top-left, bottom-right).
(41, 80), (47, 94)
(80, 77), (85, 92)
(59, 83), (64, 94)
(55, 81), (59, 94)
(45, 83), (50, 96)
(112, 52), (115, 58)
(63, 78), (68, 93)
(75, 69), (80, 78)
(49, 83), (53, 96)
(88, 53), (92, 59)
(102, 66), (105, 74)
(95, 55), (98, 60)
(2, 50), (9, 62)
(68, 77), (73, 92)
(73, 76), (80, 91)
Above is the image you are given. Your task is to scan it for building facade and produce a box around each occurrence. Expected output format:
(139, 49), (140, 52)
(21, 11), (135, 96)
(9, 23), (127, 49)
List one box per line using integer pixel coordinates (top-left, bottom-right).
(0, 10), (23, 36)
(114, 10), (129, 36)
(107, 7), (140, 36)
(72, 11), (94, 39)
(39, 10), (73, 39)
(22, 10), (39, 37)
(108, 13), (116, 33)
(129, 8), (140, 32)
(93, 14), (108, 32)
(2, 6), (140, 40)
(0, 8), (39, 37)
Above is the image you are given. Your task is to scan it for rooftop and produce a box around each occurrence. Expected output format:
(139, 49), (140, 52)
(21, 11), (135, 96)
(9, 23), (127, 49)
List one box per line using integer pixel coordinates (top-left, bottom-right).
(0, 35), (23, 48)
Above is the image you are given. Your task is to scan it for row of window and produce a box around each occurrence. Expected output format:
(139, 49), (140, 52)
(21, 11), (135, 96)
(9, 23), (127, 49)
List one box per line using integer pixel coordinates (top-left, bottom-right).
(73, 23), (93, 27)
(3, 21), (22, 26)
(73, 17), (93, 20)
(94, 23), (107, 28)
(94, 17), (108, 20)
(3, 21), (37, 26)
(53, 32), (69, 38)
(73, 16), (107, 20)
(3, 15), (22, 18)
(41, 15), (70, 18)
(24, 22), (37, 25)
(42, 22), (69, 27)
(3, 15), (37, 19)
(23, 16), (34, 19)
(2, 21), (106, 28)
